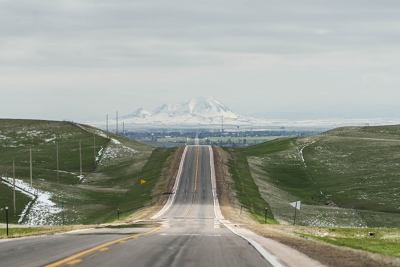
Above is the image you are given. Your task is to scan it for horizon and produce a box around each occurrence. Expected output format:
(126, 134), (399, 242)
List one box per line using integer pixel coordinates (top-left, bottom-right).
(1, 95), (400, 129)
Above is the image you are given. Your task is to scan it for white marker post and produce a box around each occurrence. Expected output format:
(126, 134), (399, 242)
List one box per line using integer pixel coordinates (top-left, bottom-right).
(290, 201), (301, 225)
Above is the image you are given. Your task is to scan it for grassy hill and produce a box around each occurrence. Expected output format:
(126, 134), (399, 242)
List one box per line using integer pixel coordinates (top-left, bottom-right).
(225, 124), (400, 228)
(2, 119), (399, 229)
(0, 119), (178, 225)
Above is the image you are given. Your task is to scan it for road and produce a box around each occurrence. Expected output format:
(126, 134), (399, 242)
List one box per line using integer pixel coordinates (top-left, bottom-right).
(0, 145), (278, 267)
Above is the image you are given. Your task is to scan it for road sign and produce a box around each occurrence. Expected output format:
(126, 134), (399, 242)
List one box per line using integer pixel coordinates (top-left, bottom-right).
(290, 201), (301, 225)
(140, 179), (146, 185)
(290, 201), (301, 210)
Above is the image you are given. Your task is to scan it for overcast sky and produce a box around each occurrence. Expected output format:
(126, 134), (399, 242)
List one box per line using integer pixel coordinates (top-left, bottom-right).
(1, 0), (400, 122)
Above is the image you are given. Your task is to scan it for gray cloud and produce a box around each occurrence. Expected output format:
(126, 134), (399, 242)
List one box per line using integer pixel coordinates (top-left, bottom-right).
(1, 0), (400, 121)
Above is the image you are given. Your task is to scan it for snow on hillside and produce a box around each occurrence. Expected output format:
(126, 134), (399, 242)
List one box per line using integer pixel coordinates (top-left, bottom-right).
(1, 177), (62, 225)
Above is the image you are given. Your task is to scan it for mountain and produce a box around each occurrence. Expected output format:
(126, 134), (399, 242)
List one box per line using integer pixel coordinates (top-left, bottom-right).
(88, 96), (400, 131)
(149, 97), (240, 122)
(124, 108), (151, 119)
(101, 97), (256, 130)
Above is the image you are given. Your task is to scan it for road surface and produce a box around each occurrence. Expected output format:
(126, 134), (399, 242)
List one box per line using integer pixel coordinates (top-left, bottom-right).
(0, 146), (281, 267)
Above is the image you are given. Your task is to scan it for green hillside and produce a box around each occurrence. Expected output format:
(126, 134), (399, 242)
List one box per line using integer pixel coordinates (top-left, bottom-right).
(229, 124), (400, 227)
(0, 119), (177, 225)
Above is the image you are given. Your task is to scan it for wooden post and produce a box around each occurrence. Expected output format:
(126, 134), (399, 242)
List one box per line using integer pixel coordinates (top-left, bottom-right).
(13, 160), (16, 216)
(116, 111), (118, 134)
(56, 143), (59, 182)
(30, 147), (33, 187)
(93, 134), (96, 164)
(5, 207), (8, 236)
(79, 140), (82, 176)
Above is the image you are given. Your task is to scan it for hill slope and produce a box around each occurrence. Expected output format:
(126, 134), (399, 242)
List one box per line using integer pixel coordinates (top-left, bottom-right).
(230, 124), (400, 227)
(0, 119), (179, 225)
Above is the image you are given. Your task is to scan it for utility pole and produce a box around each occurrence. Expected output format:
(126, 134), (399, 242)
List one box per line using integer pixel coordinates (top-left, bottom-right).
(123, 121), (124, 135)
(13, 160), (16, 216)
(93, 133), (96, 164)
(116, 111), (118, 134)
(106, 114), (108, 132)
(30, 146), (32, 188)
(79, 140), (82, 177)
(56, 143), (59, 183)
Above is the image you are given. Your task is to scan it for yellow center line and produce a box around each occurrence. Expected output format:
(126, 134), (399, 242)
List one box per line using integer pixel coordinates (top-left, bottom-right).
(186, 146), (200, 217)
(194, 146), (200, 192)
(44, 227), (162, 267)
(66, 259), (81, 265)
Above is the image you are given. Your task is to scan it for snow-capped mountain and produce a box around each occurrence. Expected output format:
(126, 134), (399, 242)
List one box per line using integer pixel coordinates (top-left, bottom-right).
(103, 96), (255, 130)
(148, 97), (240, 122)
(88, 96), (400, 131)
(124, 108), (151, 119)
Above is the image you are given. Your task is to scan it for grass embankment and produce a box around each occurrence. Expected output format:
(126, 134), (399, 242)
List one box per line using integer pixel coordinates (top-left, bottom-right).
(227, 125), (400, 228)
(222, 147), (278, 224)
(0, 225), (81, 239)
(224, 125), (400, 257)
(305, 125), (400, 227)
(223, 126), (400, 257)
(297, 226), (400, 257)
(222, 137), (325, 225)
(0, 119), (178, 226)
(97, 146), (179, 223)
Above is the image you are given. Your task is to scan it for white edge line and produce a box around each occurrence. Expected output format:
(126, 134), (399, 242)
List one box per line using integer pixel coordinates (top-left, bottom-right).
(151, 146), (188, 219)
(208, 146), (286, 267)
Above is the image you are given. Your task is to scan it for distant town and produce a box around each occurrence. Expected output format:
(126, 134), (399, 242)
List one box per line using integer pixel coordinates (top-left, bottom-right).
(124, 129), (322, 148)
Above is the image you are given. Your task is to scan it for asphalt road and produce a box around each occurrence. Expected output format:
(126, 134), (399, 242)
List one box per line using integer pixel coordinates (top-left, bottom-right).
(0, 145), (274, 267)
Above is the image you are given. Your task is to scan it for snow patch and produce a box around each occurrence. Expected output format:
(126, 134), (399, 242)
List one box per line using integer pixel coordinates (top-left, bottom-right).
(44, 135), (57, 143)
(1, 177), (62, 225)
(96, 146), (104, 163)
(111, 138), (121, 144)
(100, 145), (138, 163)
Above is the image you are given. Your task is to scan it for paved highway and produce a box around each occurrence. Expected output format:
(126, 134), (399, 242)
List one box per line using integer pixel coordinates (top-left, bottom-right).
(0, 146), (277, 267)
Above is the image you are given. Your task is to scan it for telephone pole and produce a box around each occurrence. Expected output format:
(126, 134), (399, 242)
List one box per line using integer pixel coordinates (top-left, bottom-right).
(93, 133), (96, 164)
(30, 147), (33, 187)
(116, 111), (118, 134)
(106, 114), (109, 132)
(79, 140), (82, 177)
(13, 160), (16, 216)
(56, 143), (59, 182)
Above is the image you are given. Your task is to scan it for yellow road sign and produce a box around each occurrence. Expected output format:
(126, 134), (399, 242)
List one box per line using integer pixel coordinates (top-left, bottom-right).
(140, 179), (146, 185)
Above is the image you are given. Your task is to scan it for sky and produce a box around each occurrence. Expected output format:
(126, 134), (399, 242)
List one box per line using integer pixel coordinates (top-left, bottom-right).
(1, 0), (400, 122)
